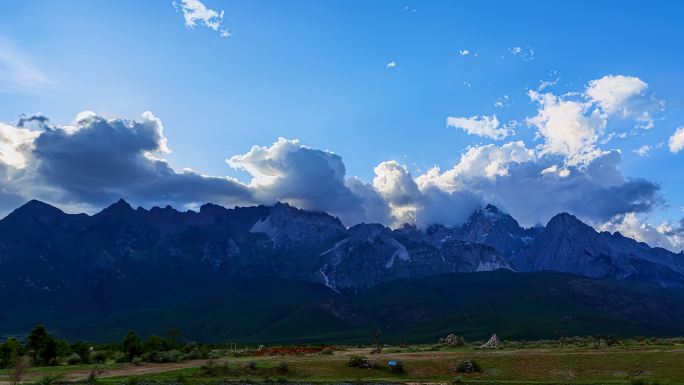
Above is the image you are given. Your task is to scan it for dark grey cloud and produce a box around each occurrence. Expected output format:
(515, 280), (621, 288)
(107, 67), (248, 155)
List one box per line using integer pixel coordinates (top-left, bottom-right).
(16, 113), (50, 129)
(6, 112), (252, 211)
(489, 154), (660, 226)
(228, 138), (392, 225)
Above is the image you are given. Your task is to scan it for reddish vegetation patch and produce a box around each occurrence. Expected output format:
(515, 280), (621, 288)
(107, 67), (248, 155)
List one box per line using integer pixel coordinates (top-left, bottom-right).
(255, 346), (336, 356)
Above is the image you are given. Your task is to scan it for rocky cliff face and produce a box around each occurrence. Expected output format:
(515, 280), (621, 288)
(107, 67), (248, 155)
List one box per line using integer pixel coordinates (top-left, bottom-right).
(318, 223), (510, 291)
(417, 205), (684, 288)
(513, 212), (684, 287)
(424, 204), (541, 259)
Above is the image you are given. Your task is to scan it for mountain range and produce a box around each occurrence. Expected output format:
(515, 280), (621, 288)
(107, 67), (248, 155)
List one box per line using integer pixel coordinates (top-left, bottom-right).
(1, 199), (683, 342)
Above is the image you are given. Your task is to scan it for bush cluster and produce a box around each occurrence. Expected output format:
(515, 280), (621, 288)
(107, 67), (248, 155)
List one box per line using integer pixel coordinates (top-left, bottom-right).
(0, 325), (215, 369)
(455, 360), (481, 373)
(348, 355), (372, 368)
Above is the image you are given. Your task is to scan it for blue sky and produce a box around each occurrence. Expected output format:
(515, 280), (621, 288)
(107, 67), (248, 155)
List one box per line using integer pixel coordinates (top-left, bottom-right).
(1, 1), (683, 250)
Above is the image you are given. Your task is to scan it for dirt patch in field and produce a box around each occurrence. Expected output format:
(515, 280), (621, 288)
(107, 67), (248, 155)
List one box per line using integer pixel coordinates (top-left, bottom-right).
(254, 346), (336, 356)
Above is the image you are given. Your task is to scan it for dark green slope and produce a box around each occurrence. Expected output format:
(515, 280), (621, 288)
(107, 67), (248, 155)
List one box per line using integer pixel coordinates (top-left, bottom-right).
(1, 271), (683, 343)
(357, 271), (684, 342)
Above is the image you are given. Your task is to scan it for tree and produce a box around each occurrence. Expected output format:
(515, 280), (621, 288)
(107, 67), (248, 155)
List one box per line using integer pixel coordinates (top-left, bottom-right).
(56, 340), (72, 358)
(0, 338), (23, 369)
(144, 335), (168, 353)
(121, 331), (142, 361)
(27, 326), (57, 366)
(8, 356), (29, 385)
(371, 328), (383, 354)
(166, 328), (182, 349)
(71, 341), (91, 364)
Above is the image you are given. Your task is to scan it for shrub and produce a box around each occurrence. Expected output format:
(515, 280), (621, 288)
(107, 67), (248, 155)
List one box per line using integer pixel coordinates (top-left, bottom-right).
(319, 347), (334, 355)
(66, 353), (82, 365)
(70, 342), (90, 365)
(347, 355), (371, 368)
(85, 368), (106, 385)
(91, 350), (107, 364)
(145, 350), (183, 363)
(35, 374), (65, 385)
(201, 359), (217, 376)
(245, 360), (257, 371)
(8, 356), (29, 385)
(277, 362), (289, 374)
(629, 379), (660, 385)
(180, 346), (205, 360)
(131, 357), (143, 366)
(456, 360), (481, 373)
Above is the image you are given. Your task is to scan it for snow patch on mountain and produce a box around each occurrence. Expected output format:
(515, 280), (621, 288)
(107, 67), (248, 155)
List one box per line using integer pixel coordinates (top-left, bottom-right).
(476, 260), (512, 272)
(320, 238), (349, 256)
(390, 239), (410, 261)
(319, 266), (340, 294)
(250, 218), (276, 238)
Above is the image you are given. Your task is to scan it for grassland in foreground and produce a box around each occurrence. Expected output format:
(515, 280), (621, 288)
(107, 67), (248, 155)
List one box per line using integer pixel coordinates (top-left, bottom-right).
(3, 345), (684, 385)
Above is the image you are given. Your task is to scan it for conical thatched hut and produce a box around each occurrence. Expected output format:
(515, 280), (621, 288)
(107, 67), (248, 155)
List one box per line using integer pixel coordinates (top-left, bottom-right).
(480, 333), (502, 348)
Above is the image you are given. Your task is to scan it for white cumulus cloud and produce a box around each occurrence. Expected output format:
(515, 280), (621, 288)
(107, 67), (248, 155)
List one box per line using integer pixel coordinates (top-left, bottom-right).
(586, 75), (647, 115)
(446, 115), (514, 140)
(633, 144), (653, 157)
(173, 0), (231, 38)
(600, 213), (684, 252)
(526, 90), (606, 166)
(669, 126), (684, 153)
(586, 75), (663, 129)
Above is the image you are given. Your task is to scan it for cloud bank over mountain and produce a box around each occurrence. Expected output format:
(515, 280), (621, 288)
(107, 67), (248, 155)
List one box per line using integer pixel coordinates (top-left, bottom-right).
(0, 74), (681, 251)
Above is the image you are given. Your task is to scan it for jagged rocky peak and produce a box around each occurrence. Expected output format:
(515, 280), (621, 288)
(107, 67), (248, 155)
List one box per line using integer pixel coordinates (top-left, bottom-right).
(97, 198), (135, 216)
(149, 204), (179, 213)
(465, 204), (518, 228)
(482, 203), (504, 216)
(265, 202), (343, 226)
(457, 204), (533, 259)
(397, 223), (418, 233)
(545, 212), (593, 233)
(10, 199), (65, 218)
(199, 202), (225, 213)
(348, 223), (392, 241)
(249, 202), (347, 245)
